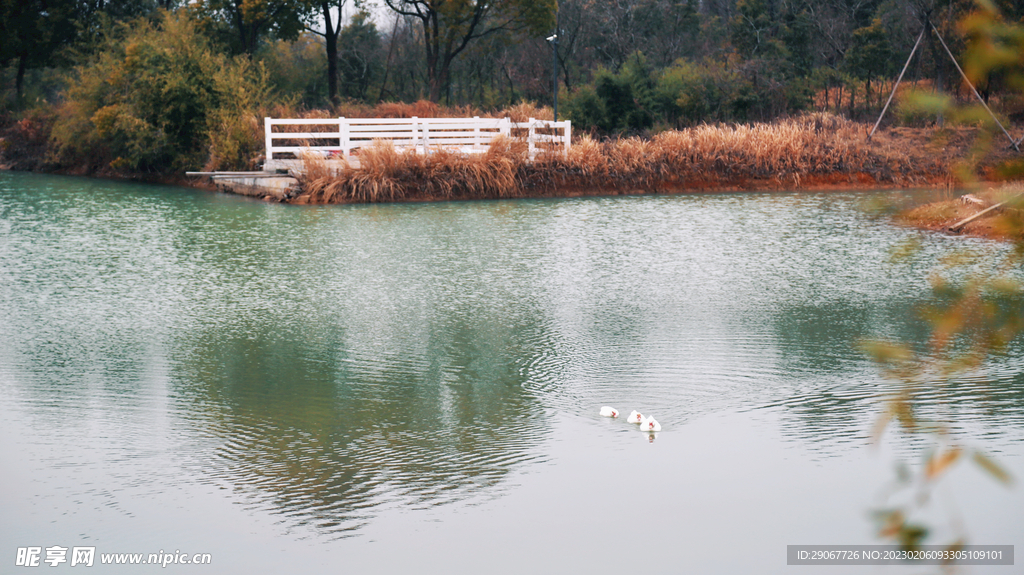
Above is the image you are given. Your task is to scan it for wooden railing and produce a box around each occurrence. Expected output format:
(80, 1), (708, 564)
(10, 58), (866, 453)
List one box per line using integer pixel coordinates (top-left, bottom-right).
(263, 116), (571, 172)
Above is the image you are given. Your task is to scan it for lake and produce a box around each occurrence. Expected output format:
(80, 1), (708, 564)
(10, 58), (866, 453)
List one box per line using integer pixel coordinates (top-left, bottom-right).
(1, 171), (1021, 573)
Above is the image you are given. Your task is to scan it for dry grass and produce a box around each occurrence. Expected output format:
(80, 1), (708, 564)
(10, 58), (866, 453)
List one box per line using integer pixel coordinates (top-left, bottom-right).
(542, 113), (916, 191)
(292, 112), (958, 204)
(562, 134), (607, 177)
(297, 136), (530, 203)
(502, 102), (554, 122)
(648, 114), (891, 176)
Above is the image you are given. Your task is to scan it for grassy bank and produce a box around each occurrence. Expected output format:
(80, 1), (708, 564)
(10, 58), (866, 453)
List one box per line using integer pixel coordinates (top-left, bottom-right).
(292, 113), (1009, 205)
(3, 102), (1020, 205)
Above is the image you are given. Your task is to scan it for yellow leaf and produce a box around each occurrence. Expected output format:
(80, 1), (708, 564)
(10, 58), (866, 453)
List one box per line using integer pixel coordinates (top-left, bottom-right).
(925, 447), (962, 480)
(871, 408), (894, 442)
(973, 451), (1013, 486)
(862, 340), (912, 365)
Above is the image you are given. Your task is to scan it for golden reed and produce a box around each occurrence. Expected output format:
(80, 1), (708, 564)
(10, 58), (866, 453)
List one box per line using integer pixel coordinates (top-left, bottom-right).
(296, 113), (930, 204)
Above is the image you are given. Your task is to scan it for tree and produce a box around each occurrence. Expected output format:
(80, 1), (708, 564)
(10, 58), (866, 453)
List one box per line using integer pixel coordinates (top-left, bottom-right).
(298, 0), (348, 106)
(49, 11), (274, 172)
(0, 0), (77, 100)
(844, 17), (895, 106)
(260, 33), (328, 106)
(380, 0), (556, 102)
(338, 11), (383, 101)
(730, 0), (783, 59)
(187, 0), (304, 55)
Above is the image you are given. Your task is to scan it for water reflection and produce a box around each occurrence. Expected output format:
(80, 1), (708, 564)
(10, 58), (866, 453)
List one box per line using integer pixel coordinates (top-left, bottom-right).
(170, 293), (555, 537)
(765, 296), (1024, 453)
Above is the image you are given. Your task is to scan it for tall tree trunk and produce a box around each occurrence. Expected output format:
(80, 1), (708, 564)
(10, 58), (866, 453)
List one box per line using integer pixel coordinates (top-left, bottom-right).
(866, 77), (871, 115)
(936, 43), (946, 126)
(430, 58), (451, 104)
(428, 75), (442, 102)
(376, 15), (401, 104)
(323, 2), (340, 106)
(424, 17), (442, 102)
(233, 2), (252, 54)
(326, 37), (339, 105)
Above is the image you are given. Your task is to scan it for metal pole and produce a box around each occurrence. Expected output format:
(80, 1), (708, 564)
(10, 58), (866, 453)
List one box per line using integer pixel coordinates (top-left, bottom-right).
(552, 40), (558, 122)
(552, 5), (559, 122)
(867, 25), (926, 141)
(930, 20), (1019, 152)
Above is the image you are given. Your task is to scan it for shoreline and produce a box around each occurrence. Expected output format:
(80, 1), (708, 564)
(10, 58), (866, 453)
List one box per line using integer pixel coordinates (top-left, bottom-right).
(6, 162), (1022, 242)
(4, 114), (1021, 240)
(894, 182), (1024, 241)
(284, 172), (952, 205)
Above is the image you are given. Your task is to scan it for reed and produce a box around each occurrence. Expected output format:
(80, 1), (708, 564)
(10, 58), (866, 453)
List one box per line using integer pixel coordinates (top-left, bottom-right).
(297, 135), (530, 203)
(294, 113), (936, 204)
(502, 102), (554, 122)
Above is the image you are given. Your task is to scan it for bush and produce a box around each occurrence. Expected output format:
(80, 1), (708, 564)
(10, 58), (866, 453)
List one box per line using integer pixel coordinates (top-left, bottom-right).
(563, 52), (656, 134)
(654, 58), (752, 126)
(0, 106), (57, 170)
(563, 85), (606, 134)
(565, 53), (809, 133)
(50, 10), (275, 174)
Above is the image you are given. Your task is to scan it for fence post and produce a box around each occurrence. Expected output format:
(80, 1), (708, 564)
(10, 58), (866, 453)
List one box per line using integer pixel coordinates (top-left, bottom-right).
(264, 117), (273, 169)
(528, 117), (536, 159)
(339, 117), (349, 157)
(501, 118), (510, 138)
(422, 120), (430, 155)
(411, 116), (419, 152)
(563, 121), (571, 155)
(474, 116), (481, 150)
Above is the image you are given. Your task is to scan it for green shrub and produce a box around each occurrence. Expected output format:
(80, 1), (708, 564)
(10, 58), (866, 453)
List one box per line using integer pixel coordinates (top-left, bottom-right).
(563, 52), (656, 134)
(654, 58), (756, 126)
(593, 69), (635, 132)
(563, 85), (606, 134)
(50, 10), (275, 174)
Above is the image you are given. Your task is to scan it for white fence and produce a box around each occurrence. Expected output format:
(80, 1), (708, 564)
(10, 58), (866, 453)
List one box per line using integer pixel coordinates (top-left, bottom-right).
(263, 116), (571, 172)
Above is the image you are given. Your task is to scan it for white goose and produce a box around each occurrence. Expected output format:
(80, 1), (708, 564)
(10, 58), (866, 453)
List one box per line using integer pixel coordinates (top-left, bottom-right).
(626, 410), (644, 424)
(599, 406), (619, 418)
(640, 415), (662, 432)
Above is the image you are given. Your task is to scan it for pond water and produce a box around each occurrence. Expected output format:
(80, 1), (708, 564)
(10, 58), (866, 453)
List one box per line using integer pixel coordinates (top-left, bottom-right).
(1, 171), (1021, 573)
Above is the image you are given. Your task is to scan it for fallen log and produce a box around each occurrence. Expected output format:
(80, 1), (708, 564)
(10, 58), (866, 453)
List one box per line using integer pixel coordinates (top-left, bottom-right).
(948, 193), (1024, 233)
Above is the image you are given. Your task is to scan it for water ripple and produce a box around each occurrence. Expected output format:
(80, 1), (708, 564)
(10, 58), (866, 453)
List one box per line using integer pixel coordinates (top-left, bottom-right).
(2, 174), (1022, 544)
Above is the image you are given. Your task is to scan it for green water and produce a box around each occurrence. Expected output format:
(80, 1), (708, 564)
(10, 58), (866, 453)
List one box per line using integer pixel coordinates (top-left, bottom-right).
(1, 172), (1021, 573)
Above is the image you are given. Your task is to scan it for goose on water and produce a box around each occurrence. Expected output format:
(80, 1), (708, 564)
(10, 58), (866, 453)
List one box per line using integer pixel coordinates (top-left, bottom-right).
(599, 406), (619, 418)
(626, 410), (644, 424)
(640, 415), (662, 432)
